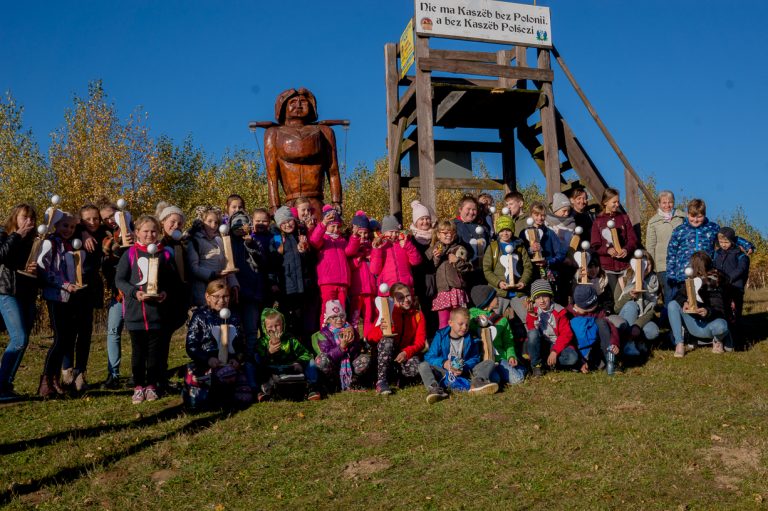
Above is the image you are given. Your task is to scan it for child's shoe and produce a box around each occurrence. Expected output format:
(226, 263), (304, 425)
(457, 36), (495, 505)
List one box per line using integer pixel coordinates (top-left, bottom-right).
(426, 384), (448, 404)
(674, 343), (686, 358)
(623, 341), (640, 357)
(74, 371), (88, 392)
(469, 379), (499, 395)
(531, 366), (544, 378)
(132, 386), (145, 404)
(144, 386), (159, 402)
(712, 341), (724, 354)
(605, 351), (616, 376)
(61, 368), (75, 388)
(307, 390), (322, 401)
(376, 381), (393, 396)
(38, 375), (55, 399)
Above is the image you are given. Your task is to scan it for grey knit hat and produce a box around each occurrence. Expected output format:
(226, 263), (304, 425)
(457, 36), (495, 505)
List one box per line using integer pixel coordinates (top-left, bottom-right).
(551, 192), (571, 213)
(381, 215), (400, 233)
(530, 279), (554, 299)
(274, 206), (295, 227)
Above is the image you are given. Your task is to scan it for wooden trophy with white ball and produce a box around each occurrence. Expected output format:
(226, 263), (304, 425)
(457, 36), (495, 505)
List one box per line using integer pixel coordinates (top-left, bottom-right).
(607, 219), (622, 253)
(570, 226), (584, 251)
(145, 243), (160, 298)
(684, 267), (697, 312)
(474, 225), (486, 262)
(18, 224), (50, 278)
(504, 244), (515, 287)
(632, 250), (646, 293)
(114, 198), (133, 248)
(476, 315), (495, 362)
(579, 240), (591, 284)
(526, 217), (544, 263)
(171, 229), (186, 283)
(44, 194), (62, 233)
(501, 206), (510, 216)
(218, 308), (231, 364)
(490, 205), (498, 226)
(376, 283), (396, 337)
(70, 238), (87, 290)
(218, 224), (239, 275)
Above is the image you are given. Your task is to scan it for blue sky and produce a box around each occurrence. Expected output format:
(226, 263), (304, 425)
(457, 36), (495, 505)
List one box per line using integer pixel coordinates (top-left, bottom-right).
(3, 0), (767, 232)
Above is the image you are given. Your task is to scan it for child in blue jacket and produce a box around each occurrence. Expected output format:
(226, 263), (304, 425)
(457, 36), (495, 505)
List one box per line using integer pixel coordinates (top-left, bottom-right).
(715, 227), (750, 347)
(417, 307), (498, 404)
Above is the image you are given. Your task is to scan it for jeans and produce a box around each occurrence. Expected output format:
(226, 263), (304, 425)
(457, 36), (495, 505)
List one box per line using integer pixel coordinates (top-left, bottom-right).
(494, 358), (526, 385)
(418, 359), (496, 389)
(106, 299), (124, 377)
(0, 294), (35, 389)
(657, 271), (675, 307)
(525, 329), (579, 368)
(618, 301), (659, 340)
(667, 300), (729, 345)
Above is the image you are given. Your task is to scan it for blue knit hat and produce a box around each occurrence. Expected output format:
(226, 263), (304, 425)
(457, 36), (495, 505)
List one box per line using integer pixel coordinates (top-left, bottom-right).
(352, 210), (370, 229)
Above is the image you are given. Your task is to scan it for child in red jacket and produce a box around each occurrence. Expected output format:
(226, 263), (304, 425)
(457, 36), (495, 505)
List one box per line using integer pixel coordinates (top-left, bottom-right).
(366, 282), (426, 395)
(370, 215), (422, 292)
(309, 205), (360, 326)
(525, 279), (579, 377)
(347, 211), (376, 332)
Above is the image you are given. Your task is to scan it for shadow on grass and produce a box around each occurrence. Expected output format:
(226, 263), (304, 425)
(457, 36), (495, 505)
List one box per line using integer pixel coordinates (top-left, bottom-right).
(0, 405), (239, 505)
(0, 402), (186, 456)
(740, 311), (768, 347)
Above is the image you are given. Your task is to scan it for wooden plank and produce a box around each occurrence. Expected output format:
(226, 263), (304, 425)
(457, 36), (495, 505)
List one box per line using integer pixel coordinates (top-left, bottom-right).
(419, 58), (553, 82)
(551, 46), (655, 205)
(435, 91), (466, 124)
(395, 82), (416, 123)
(415, 36), (436, 211)
(557, 111), (608, 201)
(515, 45), (528, 89)
(385, 43), (403, 217)
(537, 49), (560, 202)
(401, 137), (504, 156)
(500, 127), (516, 194)
(497, 49), (513, 89)
(624, 169), (641, 237)
(402, 177), (504, 190)
(430, 49), (501, 63)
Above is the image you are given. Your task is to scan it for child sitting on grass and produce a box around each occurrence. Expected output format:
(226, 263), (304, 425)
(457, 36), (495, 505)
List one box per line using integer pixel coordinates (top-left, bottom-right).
(418, 307), (498, 404)
(525, 279), (579, 377)
(253, 308), (320, 401)
(469, 285), (526, 386)
(313, 300), (371, 392)
(568, 284), (619, 375)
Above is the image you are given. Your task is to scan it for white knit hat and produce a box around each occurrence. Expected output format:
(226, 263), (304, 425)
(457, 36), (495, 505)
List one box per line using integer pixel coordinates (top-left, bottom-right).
(551, 192), (571, 213)
(323, 300), (345, 323)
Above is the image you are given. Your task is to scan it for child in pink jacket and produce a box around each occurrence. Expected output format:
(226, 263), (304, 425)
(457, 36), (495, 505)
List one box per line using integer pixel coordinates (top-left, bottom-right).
(370, 215), (422, 292)
(347, 211), (376, 333)
(310, 206), (360, 326)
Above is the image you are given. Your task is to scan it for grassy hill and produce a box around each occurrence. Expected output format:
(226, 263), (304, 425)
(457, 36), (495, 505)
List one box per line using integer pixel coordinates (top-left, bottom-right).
(2, 291), (768, 510)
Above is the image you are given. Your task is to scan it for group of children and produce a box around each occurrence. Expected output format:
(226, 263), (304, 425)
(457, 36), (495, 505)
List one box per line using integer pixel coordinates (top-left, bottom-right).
(0, 186), (753, 406)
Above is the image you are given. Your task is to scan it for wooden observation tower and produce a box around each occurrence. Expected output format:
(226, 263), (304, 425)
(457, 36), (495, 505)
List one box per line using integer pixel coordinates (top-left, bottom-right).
(385, 1), (654, 226)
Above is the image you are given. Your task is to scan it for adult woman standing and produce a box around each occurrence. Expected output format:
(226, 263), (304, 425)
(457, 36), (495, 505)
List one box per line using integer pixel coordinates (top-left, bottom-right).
(645, 190), (685, 304)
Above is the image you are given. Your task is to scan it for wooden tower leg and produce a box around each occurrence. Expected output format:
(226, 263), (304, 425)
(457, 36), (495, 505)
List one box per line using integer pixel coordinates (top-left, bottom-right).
(415, 36), (436, 212)
(625, 169), (642, 238)
(385, 42), (403, 218)
(500, 128), (516, 194)
(537, 49), (560, 202)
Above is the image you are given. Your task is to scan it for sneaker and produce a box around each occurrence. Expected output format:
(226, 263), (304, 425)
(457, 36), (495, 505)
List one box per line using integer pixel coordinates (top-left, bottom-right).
(376, 381), (393, 396)
(674, 343), (686, 358)
(132, 387), (145, 404)
(425, 384), (449, 404)
(143, 386), (159, 402)
(623, 341), (640, 357)
(469, 379), (499, 396)
(531, 366), (544, 378)
(605, 351), (616, 376)
(101, 374), (121, 390)
(61, 368), (75, 387)
(712, 341), (724, 354)
(307, 391), (322, 401)
(685, 343), (695, 352)
(724, 345), (734, 353)
(257, 392), (271, 403)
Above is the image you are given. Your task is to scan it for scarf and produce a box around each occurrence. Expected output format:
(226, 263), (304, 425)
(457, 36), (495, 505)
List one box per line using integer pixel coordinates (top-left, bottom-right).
(658, 208), (673, 222)
(410, 225), (433, 246)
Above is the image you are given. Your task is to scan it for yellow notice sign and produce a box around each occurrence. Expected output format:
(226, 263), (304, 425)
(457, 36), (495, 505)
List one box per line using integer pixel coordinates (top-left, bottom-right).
(399, 18), (415, 79)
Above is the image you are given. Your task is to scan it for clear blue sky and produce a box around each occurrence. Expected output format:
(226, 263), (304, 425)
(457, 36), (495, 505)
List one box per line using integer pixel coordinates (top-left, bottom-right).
(3, 1), (767, 232)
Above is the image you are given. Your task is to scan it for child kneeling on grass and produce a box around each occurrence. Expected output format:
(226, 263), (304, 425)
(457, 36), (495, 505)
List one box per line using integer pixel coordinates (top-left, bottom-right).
(184, 279), (251, 409)
(365, 282), (426, 396)
(469, 284), (526, 386)
(313, 300), (372, 392)
(418, 307), (498, 404)
(253, 308), (321, 401)
(525, 279), (580, 377)
(568, 284), (620, 375)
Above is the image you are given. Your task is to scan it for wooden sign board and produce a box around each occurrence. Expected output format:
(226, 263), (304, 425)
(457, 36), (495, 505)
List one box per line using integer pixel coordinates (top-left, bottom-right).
(414, 0), (552, 48)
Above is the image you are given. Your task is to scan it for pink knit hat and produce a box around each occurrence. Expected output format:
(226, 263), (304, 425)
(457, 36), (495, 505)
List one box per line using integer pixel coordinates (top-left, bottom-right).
(411, 200), (436, 225)
(323, 300), (345, 323)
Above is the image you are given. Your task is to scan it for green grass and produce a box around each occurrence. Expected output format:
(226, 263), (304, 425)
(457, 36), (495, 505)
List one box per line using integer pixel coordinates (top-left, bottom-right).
(2, 292), (768, 510)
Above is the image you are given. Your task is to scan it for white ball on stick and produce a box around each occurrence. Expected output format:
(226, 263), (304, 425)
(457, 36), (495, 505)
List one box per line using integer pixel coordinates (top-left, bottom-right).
(378, 283), (390, 295)
(504, 244), (513, 254)
(526, 217), (534, 227)
(607, 219), (616, 229)
(474, 226), (484, 235)
(580, 240), (591, 250)
(51, 194), (61, 206)
(219, 308), (231, 321)
(684, 267), (694, 277)
(634, 249), (644, 259)
(147, 243), (158, 255)
(574, 226), (583, 235)
(37, 224), (48, 236)
(71, 239), (82, 250)
(501, 207), (510, 215)
(219, 224), (230, 236)
(116, 198), (127, 209)
(488, 206), (496, 214)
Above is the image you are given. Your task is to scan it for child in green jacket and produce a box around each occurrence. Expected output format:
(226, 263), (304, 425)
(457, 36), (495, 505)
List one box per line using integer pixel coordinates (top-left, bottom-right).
(469, 285), (526, 385)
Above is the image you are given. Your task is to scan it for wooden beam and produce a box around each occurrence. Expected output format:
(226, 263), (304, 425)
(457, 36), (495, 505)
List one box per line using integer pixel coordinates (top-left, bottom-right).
(624, 169), (642, 237)
(435, 91), (466, 124)
(551, 46), (655, 205)
(497, 49), (514, 89)
(385, 43), (403, 217)
(415, 36), (436, 211)
(394, 82), (416, 123)
(537, 49), (560, 202)
(515, 45), (528, 89)
(401, 138), (504, 156)
(557, 111), (608, 200)
(500, 127), (516, 194)
(430, 49), (503, 63)
(419, 58), (553, 82)
(401, 177), (504, 190)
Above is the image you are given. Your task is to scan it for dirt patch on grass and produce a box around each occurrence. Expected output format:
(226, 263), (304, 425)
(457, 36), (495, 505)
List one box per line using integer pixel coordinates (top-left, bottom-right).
(18, 487), (53, 506)
(151, 469), (177, 486)
(355, 431), (389, 447)
(342, 457), (391, 480)
(709, 446), (761, 471)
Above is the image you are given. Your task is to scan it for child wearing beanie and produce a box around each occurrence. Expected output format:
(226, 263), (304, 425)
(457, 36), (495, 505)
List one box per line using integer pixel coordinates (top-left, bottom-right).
(525, 279), (579, 377)
(410, 200), (439, 336)
(312, 300), (371, 392)
(568, 284), (619, 375)
(370, 214), (422, 291)
(714, 226), (750, 344)
(348, 211), (376, 332)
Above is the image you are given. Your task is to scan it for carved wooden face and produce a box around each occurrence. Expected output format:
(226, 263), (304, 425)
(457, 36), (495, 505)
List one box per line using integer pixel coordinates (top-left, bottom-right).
(286, 95), (311, 120)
